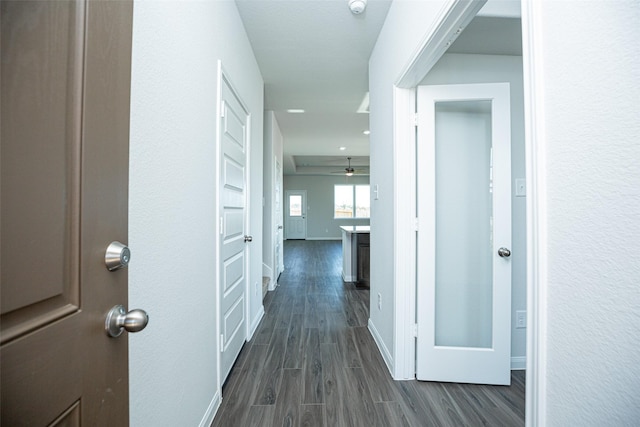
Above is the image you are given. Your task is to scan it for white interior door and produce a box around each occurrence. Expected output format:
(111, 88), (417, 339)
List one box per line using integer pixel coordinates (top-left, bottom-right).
(219, 72), (250, 382)
(285, 190), (307, 240)
(416, 83), (512, 385)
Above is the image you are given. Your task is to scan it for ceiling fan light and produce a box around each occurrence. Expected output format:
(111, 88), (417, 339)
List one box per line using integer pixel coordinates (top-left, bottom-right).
(346, 172), (354, 177)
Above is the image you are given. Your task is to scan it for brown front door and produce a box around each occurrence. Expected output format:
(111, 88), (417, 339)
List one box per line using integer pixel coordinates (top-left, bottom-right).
(1, 0), (134, 424)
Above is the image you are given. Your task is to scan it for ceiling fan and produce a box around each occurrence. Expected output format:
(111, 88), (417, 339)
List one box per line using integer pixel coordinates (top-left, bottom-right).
(331, 157), (367, 176)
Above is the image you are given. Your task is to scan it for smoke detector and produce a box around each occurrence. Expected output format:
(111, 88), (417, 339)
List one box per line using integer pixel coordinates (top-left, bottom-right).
(348, 0), (367, 15)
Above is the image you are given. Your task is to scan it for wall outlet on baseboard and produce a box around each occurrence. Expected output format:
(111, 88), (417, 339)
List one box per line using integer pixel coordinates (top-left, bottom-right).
(377, 293), (382, 310)
(516, 310), (526, 328)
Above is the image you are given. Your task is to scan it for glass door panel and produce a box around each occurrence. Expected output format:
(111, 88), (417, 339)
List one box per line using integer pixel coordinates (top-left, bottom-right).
(434, 100), (493, 349)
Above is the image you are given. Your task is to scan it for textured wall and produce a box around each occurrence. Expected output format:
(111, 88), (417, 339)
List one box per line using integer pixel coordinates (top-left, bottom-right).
(368, 0), (448, 372)
(128, 1), (263, 425)
(532, 1), (640, 424)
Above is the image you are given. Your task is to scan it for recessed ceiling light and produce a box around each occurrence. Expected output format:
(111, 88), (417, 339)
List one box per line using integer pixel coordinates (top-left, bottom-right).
(339, 146), (347, 151)
(286, 109), (305, 113)
(363, 130), (370, 135)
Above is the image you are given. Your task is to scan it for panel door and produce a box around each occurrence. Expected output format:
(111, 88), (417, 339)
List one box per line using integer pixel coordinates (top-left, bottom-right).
(219, 72), (250, 383)
(1, 0), (133, 424)
(285, 190), (307, 240)
(416, 83), (512, 385)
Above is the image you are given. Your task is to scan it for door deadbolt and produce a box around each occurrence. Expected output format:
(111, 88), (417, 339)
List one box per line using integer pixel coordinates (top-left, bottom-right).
(105, 305), (149, 337)
(244, 235), (253, 242)
(105, 241), (131, 271)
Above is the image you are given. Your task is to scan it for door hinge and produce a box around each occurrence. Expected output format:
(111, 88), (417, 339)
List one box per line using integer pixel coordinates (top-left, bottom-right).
(413, 324), (418, 338)
(220, 217), (224, 235)
(414, 218), (419, 231)
(220, 101), (226, 118)
(220, 334), (225, 352)
(411, 113), (418, 127)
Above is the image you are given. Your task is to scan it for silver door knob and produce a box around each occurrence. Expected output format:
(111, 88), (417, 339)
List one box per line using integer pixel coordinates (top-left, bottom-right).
(105, 241), (131, 271)
(244, 235), (253, 242)
(498, 247), (511, 258)
(105, 305), (149, 337)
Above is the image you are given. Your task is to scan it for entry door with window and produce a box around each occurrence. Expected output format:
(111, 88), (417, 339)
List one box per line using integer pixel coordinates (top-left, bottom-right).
(285, 190), (307, 240)
(416, 83), (512, 385)
(1, 1), (135, 424)
(218, 70), (250, 383)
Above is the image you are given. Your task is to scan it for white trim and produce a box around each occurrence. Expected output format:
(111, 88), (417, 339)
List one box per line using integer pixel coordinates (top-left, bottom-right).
(247, 305), (265, 341)
(305, 237), (342, 241)
(511, 356), (526, 371)
(368, 319), (395, 376)
(198, 390), (222, 427)
(342, 272), (357, 283)
(396, 0), (486, 88)
(214, 59), (223, 406)
(522, 0), (547, 425)
(392, 86), (417, 380)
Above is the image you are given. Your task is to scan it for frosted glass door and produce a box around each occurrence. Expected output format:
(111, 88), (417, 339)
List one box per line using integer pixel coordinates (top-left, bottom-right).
(434, 101), (493, 349)
(416, 83), (512, 385)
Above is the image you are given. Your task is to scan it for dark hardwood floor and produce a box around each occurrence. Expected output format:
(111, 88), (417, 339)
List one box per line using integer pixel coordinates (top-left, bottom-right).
(212, 240), (525, 426)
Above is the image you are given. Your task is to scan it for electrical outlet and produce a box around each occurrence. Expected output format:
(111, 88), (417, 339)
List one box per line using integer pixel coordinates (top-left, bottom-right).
(377, 293), (382, 310)
(516, 310), (526, 328)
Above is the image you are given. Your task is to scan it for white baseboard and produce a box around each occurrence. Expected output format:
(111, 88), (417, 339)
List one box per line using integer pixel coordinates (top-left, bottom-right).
(511, 356), (526, 370)
(368, 319), (395, 376)
(342, 272), (356, 282)
(198, 390), (221, 427)
(247, 305), (265, 341)
(305, 237), (341, 241)
(268, 280), (278, 291)
(262, 262), (272, 278)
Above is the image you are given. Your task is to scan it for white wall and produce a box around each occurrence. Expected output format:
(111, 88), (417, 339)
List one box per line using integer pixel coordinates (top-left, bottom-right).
(368, 0), (449, 374)
(527, 1), (640, 425)
(283, 175), (370, 239)
(263, 111), (284, 284)
(421, 53), (527, 365)
(128, 1), (263, 425)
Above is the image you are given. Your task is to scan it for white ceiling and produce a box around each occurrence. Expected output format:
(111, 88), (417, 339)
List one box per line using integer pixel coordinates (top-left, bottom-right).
(235, 0), (521, 175)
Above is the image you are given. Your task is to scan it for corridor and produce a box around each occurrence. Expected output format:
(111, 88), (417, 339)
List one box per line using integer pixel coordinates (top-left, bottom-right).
(212, 240), (525, 426)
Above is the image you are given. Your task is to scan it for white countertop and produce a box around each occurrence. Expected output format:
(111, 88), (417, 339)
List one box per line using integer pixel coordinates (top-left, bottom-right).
(339, 225), (370, 234)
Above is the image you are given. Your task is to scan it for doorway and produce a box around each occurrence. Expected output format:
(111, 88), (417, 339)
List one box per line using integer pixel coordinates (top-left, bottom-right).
(285, 190), (307, 240)
(390, 0), (528, 389)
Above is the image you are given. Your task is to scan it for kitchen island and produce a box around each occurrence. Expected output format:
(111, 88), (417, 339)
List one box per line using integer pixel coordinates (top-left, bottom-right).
(339, 225), (370, 286)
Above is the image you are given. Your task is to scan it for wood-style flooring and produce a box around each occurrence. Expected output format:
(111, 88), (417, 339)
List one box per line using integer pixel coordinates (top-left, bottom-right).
(212, 240), (525, 427)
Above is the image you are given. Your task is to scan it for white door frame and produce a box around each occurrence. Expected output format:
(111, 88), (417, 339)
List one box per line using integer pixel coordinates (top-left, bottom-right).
(391, 0), (543, 424)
